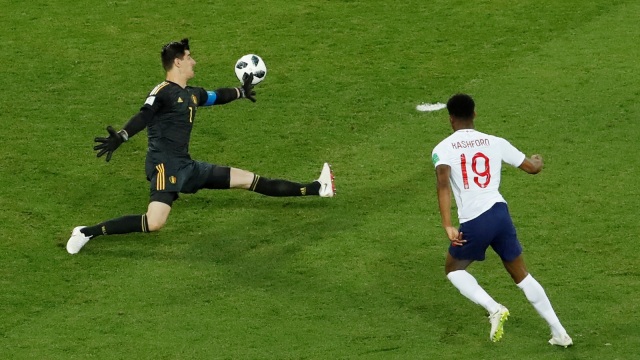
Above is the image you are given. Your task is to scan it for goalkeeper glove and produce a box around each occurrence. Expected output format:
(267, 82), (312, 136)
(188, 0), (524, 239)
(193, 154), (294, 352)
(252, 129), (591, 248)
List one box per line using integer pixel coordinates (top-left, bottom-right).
(239, 73), (256, 102)
(94, 126), (128, 162)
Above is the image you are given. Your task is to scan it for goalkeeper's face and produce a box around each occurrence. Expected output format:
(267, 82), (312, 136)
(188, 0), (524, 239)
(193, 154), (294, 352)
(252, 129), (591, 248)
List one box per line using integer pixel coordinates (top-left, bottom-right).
(177, 50), (196, 80)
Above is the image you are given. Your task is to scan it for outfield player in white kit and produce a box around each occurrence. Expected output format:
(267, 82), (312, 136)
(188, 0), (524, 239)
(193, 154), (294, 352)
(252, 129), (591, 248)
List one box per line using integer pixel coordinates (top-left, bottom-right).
(432, 94), (572, 347)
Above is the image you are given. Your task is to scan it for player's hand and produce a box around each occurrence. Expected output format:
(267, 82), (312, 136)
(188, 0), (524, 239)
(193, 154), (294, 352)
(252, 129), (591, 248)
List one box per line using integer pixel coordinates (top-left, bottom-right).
(240, 73), (257, 102)
(94, 126), (125, 162)
(445, 226), (466, 247)
(531, 154), (544, 170)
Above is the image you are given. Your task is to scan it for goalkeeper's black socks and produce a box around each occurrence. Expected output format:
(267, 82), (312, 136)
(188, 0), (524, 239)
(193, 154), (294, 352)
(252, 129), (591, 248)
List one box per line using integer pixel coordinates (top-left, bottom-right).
(250, 175), (321, 196)
(81, 214), (149, 239)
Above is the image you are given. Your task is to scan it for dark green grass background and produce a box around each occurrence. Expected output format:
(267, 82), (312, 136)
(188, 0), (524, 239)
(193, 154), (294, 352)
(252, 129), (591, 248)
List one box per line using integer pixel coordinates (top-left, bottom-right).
(1, 0), (639, 359)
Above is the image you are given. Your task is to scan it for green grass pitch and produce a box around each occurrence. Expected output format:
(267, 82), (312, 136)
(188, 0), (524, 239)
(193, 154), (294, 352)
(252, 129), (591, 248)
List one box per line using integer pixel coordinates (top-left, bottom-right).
(1, 0), (639, 359)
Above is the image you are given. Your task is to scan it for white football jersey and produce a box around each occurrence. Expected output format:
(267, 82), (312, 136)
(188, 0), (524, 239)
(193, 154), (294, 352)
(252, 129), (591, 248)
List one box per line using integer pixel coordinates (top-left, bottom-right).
(432, 129), (525, 223)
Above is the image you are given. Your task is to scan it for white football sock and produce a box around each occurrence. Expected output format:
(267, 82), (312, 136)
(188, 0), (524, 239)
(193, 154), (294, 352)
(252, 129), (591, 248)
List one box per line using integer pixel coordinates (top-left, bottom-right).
(517, 274), (567, 337)
(447, 270), (501, 314)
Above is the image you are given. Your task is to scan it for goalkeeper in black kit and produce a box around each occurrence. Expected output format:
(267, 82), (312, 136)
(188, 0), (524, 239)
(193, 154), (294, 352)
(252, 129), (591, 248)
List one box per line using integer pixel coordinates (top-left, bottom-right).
(67, 38), (335, 254)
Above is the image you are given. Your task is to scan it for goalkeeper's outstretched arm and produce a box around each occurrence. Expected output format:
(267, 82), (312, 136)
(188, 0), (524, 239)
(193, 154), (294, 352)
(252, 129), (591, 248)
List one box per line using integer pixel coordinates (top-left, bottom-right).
(203, 73), (256, 106)
(93, 107), (153, 162)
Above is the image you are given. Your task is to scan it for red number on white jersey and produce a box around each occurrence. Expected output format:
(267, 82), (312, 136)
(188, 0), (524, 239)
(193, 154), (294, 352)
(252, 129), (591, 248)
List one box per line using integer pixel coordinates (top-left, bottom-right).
(460, 152), (491, 189)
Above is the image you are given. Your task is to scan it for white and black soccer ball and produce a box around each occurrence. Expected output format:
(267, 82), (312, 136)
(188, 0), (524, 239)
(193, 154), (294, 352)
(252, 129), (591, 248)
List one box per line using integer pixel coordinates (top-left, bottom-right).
(234, 54), (267, 85)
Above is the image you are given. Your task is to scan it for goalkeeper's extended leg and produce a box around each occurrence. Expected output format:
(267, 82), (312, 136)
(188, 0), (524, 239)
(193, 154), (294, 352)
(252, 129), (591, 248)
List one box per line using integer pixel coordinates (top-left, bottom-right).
(66, 215), (149, 254)
(250, 175), (321, 196)
(226, 164), (334, 197)
(66, 202), (171, 254)
(81, 214), (151, 238)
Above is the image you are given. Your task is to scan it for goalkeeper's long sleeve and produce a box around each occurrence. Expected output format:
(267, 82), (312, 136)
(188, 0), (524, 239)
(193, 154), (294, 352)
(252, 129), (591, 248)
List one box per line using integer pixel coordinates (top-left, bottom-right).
(122, 107), (153, 138)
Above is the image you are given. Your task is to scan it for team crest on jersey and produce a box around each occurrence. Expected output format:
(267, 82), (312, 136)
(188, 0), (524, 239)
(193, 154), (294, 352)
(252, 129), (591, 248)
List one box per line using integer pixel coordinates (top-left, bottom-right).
(169, 176), (177, 184)
(191, 95), (197, 104)
(432, 153), (440, 165)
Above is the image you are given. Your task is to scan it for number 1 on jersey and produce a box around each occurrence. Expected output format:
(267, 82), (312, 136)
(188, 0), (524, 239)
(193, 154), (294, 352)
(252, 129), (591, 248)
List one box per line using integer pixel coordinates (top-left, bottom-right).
(460, 152), (491, 189)
(460, 154), (470, 189)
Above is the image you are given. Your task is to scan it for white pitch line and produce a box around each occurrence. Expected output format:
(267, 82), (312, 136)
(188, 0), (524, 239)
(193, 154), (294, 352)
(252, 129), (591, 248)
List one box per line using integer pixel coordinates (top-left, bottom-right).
(416, 102), (446, 112)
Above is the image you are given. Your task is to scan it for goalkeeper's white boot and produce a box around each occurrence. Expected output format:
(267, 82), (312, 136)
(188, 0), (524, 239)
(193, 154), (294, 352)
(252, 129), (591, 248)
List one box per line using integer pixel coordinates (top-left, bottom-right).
(66, 226), (91, 254)
(549, 333), (573, 348)
(488, 305), (510, 342)
(317, 162), (335, 198)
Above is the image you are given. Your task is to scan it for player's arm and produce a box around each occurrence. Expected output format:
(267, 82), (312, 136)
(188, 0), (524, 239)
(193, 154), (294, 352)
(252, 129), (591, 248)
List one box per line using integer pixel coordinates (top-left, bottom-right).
(94, 106), (155, 162)
(202, 73), (256, 106)
(499, 138), (542, 174)
(435, 165), (465, 246)
(518, 154), (544, 174)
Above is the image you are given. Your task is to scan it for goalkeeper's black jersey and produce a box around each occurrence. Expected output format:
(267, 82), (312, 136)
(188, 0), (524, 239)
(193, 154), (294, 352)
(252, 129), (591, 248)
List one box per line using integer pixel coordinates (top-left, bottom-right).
(141, 81), (208, 164)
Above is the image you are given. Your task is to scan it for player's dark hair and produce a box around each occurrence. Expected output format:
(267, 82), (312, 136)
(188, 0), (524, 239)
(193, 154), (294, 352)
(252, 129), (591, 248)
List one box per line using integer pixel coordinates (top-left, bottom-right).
(161, 38), (190, 71)
(447, 93), (475, 120)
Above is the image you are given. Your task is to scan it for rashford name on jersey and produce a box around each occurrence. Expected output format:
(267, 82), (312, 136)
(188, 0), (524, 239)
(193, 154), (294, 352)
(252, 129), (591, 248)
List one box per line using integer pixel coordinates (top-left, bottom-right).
(450, 138), (490, 150)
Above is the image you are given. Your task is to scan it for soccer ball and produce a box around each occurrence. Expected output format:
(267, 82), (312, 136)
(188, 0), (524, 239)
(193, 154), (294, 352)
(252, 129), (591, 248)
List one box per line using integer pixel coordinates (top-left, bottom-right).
(234, 54), (267, 85)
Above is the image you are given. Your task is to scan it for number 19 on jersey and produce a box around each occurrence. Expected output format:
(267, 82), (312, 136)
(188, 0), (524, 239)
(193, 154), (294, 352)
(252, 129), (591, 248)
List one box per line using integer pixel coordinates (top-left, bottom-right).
(460, 152), (491, 189)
